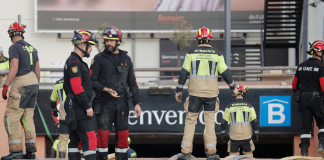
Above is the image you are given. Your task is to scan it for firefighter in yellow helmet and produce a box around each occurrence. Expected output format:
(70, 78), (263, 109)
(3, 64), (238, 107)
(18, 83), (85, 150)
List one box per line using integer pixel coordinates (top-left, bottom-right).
(175, 26), (237, 160)
(221, 85), (259, 157)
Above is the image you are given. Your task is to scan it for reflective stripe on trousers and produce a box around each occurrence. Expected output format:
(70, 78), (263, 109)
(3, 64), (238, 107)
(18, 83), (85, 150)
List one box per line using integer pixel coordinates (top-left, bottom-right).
(97, 147), (108, 153)
(83, 150), (96, 156)
(115, 148), (128, 153)
(300, 134), (311, 138)
(68, 148), (80, 153)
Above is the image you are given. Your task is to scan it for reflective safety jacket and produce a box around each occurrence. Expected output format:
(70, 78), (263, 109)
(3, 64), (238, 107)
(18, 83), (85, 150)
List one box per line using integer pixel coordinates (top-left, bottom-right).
(50, 78), (67, 118)
(52, 139), (70, 153)
(0, 57), (9, 70)
(176, 44), (235, 97)
(222, 99), (259, 140)
(50, 78), (66, 105)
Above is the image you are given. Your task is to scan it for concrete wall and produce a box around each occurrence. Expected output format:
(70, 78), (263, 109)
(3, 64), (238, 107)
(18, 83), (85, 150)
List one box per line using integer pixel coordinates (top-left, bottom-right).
(0, 0), (161, 83)
(0, 0), (267, 84)
(308, 1), (324, 43)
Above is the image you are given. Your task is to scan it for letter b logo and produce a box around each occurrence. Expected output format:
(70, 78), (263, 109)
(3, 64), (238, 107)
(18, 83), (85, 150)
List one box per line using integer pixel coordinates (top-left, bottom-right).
(260, 96), (291, 126)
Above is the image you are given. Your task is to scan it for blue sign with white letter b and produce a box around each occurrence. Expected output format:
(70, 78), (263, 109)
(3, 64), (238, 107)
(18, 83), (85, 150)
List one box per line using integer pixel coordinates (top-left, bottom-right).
(260, 96), (291, 127)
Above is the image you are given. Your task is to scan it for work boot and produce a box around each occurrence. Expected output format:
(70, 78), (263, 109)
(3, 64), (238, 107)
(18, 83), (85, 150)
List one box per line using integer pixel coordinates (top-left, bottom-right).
(23, 152), (35, 159)
(300, 143), (308, 156)
(318, 139), (324, 157)
(50, 148), (57, 158)
(59, 152), (66, 158)
(1, 152), (23, 160)
(206, 154), (220, 160)
(177, 153), (191, 160)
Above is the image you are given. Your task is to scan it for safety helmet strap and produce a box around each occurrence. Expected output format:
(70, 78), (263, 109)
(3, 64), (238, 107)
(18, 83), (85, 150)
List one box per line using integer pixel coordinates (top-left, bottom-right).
(75, 43), (90, 57)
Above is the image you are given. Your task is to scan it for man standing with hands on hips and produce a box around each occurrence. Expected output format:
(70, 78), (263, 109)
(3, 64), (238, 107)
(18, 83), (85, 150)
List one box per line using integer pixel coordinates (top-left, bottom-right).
(90, 26), (141, 160)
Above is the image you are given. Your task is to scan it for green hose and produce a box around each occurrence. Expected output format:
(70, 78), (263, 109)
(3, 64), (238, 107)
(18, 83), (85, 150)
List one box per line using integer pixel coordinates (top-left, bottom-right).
(36, 102), (54, 143)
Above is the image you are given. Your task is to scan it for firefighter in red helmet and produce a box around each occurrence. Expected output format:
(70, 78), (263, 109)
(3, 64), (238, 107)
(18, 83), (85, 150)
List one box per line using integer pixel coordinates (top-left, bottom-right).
(175, 26), (237, 160)
(2, 22), (40, 160)
(221, 85), (259, 157)
(292, 40), (324, 157)
(63, 30), (98, 160)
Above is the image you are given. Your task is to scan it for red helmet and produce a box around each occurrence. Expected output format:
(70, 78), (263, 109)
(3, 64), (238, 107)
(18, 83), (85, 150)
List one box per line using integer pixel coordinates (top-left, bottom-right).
(71, 30), (98, 45)
(236, 85), (248, 96)
(196, 26), (213, 41)
(307, 40), (324, 55)
(8, 22), (26, 38)
(103, 26), (122, 42)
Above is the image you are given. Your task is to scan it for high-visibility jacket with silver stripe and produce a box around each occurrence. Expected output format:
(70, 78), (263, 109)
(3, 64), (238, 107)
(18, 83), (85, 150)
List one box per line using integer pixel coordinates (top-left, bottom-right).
(0, 57), (9, 70)
(176, 44), (234, 98)
(50, 78), (67, 119)
(223, 99), (257, 140)
(50, 78), (66, 104)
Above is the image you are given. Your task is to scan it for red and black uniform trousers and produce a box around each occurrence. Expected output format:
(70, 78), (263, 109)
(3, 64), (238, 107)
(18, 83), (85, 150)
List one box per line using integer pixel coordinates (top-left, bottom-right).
(63, 52), (97, 160)
(298, 92), (324, 147)
(96, 94), (130, 160)
(292, 58), (324, 148)
(90, 50), (140, 160)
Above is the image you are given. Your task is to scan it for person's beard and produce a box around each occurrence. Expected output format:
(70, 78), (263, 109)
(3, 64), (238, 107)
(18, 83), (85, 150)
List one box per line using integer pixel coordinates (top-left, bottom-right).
(105, 44), (116, 52)
(84, 51), (90, 58)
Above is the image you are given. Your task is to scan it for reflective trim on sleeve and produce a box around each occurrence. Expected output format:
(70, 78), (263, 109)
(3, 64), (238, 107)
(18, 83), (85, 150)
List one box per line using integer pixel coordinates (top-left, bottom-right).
(25, 139), (36, 143)
(181, 142), (188, 147)
(221, 130), (226, 134)
(68, 148), (80, 153)
(177, 84), (184, 89)
(319, 129), (324, 133)
(229, 81), (235, 87)
(58, 89), (64, 104)
(83, 150), (96, 156)
(9, 139), (22, 144)
(190, 75), (218, 79)
(207, 143), (217, 147)
(231, 122), (250, 125)
(254, 131), (259, 134)
(115, 148), (128, 153)
(300, 134), (312, 138)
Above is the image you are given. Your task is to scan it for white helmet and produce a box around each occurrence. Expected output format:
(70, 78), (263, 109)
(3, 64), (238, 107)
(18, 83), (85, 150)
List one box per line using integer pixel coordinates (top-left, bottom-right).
(0, 47), (3, 53)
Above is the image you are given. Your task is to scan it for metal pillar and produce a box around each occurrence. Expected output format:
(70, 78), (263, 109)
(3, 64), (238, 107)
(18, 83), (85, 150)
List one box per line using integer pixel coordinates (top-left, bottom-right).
(131, 33), (136, 67)
(225, 0), (231, 66)
(18, 15), (21, 23)
(301, 0), (308, 63)
(260, 19), (264, 67)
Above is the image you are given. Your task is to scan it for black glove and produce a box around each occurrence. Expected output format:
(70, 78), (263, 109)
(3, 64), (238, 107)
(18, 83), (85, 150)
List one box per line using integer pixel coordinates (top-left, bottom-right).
(222, 134), (227, 143)
(252, 134), (258, 142)
(52, 108), (59, 117)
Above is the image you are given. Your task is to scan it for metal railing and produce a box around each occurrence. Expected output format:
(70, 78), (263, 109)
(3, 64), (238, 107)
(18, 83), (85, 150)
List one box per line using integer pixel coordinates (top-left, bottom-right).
(0, 66), (296, 86)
